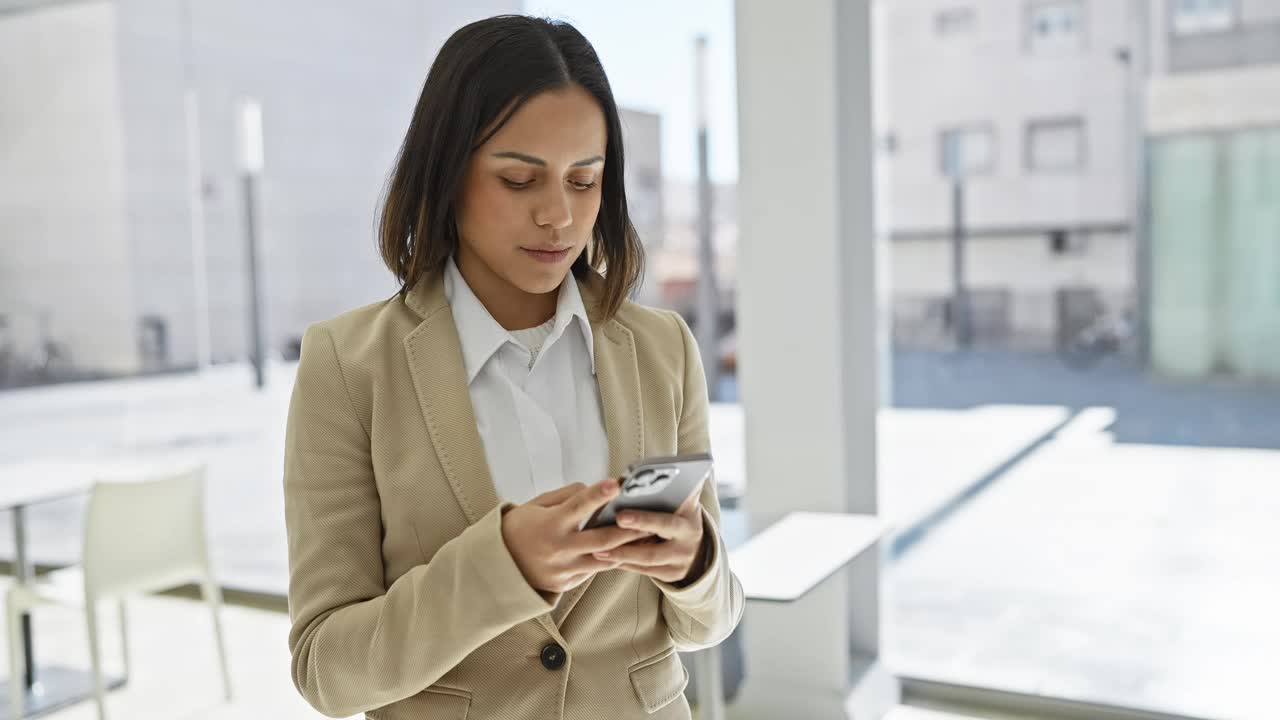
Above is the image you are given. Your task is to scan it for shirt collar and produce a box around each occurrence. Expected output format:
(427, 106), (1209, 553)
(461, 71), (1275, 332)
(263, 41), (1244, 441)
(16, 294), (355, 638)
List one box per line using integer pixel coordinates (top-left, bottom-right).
(444, 257), (596, 384)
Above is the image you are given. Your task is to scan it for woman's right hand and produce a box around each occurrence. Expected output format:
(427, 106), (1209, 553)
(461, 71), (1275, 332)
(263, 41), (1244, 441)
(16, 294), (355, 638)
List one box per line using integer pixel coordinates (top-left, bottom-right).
(501, 479), (653, 597)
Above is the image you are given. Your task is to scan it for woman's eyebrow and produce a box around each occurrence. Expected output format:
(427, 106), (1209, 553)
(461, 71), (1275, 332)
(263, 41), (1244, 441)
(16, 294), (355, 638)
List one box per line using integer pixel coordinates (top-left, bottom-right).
(491, 151), (604, 167)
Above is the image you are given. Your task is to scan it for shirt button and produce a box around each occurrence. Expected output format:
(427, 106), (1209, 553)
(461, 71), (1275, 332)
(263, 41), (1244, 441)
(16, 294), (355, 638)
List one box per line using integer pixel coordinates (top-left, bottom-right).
(540, 642), (567, 671)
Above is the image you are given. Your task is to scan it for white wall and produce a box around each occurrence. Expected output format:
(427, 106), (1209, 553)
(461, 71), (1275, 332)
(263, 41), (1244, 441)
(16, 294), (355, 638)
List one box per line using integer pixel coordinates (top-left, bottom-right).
(0, 1), (139, 374)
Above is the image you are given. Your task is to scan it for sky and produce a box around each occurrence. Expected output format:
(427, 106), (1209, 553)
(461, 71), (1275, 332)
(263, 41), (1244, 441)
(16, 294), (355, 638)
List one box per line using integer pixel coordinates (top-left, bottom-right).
(522, 0), (740, 184)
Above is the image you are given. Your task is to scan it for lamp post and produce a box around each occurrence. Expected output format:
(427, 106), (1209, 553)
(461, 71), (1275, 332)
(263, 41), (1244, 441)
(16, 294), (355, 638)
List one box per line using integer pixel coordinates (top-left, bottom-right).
(237, 99), (267, 389)
(942, 132), (971, 348)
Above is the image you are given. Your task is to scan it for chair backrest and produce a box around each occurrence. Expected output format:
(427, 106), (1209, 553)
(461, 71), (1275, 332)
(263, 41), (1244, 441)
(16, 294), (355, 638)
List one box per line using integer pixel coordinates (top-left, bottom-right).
(81, 466), (211, 598)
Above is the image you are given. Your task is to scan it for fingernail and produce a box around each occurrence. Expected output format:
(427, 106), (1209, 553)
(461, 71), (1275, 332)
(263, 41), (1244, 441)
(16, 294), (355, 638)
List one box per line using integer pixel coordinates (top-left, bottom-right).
(595, 551), (612, 559)
(617, 513), (634, 524)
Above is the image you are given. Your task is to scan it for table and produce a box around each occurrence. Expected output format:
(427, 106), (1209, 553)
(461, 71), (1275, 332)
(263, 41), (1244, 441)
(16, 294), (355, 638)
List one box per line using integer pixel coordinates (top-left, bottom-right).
(692, 510), (884, 720)
(0, 460), (128, 719)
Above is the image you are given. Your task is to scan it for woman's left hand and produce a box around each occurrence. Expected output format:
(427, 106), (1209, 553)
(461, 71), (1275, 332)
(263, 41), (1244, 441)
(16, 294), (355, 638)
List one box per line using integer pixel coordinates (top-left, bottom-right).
(592, 484), (708, 585)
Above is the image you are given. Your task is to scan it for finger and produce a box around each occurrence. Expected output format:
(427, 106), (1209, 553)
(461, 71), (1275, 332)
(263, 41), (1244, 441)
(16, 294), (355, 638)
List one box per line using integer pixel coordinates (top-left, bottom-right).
(592, 539), (674, 566)
(531, 482), (587, 508)
(565, 526), (652, 555)
(616, 510), (692, 540)
(562, 555), (624, 576)
(559, 478), (621, 525)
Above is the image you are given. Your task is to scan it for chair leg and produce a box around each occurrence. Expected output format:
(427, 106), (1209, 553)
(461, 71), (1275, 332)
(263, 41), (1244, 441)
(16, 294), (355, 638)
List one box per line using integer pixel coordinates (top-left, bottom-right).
(117, 598), (130, 680)
(6, 592), (25, 720)
(84, 600), (108, 720)
(201, 580), (232, 701)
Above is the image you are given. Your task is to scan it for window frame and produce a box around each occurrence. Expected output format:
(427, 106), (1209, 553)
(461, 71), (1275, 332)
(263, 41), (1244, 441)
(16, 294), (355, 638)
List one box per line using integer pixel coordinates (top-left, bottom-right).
(1024, 0), (1087, 54)
(1168, 0), (1238, 36)
(1025, 117), (1088, 173)
(939, 124), (998, 179)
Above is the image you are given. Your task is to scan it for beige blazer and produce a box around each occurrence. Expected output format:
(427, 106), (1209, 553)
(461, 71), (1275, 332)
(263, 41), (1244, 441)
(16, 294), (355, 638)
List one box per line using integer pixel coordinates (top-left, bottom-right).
(283, 268), (745, 720)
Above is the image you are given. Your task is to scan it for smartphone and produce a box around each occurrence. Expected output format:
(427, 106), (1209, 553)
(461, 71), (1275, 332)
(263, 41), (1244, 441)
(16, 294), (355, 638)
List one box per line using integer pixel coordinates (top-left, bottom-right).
(579, 452), (713, 531)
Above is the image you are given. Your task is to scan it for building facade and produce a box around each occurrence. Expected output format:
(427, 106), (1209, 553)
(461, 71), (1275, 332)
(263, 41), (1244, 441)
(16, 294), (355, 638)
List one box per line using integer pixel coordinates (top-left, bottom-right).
(882, 0), (1142, 351)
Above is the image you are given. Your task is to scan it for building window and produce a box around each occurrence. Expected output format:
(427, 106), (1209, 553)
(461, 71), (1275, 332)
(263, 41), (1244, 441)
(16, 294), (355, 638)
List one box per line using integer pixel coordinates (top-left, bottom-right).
(940, 126), (996, 178)
(1026, 0), (1083, 52)
(1027, 118), (1086, 172)
(936, 7), (976, 36)
(1171, 0), (1235, 35)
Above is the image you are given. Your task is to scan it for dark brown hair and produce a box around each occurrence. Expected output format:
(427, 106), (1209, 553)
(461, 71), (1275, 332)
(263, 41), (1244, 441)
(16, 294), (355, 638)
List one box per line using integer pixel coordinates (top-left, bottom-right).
(378, 15), (644, 321)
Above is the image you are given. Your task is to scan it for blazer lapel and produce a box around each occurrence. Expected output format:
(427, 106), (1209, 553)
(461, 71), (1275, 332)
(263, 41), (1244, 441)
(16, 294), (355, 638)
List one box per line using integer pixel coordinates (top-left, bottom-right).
(552, 272), (645, 625)
(403, 272), (568, 638)
(402, 272), (501, 525)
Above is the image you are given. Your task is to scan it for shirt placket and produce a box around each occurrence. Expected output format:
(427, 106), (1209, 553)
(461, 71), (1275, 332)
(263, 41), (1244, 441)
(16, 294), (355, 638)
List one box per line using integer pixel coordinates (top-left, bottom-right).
(503, 343), (566, 498)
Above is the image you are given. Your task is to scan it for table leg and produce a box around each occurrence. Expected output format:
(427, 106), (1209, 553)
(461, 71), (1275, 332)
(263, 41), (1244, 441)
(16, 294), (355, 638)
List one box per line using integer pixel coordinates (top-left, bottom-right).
(693, 645), (725, 720)
(11, 507), (34, 691)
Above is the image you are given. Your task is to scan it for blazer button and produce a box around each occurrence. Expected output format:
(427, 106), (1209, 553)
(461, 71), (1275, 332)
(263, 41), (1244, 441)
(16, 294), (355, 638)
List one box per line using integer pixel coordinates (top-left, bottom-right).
(540, 642), (567, 670)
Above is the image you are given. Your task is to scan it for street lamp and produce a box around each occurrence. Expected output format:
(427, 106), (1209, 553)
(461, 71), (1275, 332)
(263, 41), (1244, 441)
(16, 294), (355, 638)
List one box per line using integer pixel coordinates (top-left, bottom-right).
(237, 98), (267, 389)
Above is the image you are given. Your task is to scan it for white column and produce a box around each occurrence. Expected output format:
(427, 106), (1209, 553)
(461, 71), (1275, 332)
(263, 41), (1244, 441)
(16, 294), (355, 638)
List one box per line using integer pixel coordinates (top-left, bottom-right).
(733, 1), (896, 717)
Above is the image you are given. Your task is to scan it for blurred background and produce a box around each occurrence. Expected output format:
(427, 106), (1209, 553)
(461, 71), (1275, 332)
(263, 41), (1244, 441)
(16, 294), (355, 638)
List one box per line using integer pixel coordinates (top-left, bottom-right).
(1, 0), (1278, 719)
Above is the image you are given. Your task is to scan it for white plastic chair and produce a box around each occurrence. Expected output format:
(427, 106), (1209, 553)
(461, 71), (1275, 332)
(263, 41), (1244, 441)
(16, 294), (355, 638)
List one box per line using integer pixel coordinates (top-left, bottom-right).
(5, 466), (232, 720)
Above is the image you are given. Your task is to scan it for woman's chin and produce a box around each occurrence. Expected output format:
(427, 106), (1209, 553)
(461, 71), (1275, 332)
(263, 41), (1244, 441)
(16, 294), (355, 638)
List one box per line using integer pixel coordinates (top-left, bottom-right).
(509, 266), (569, 296)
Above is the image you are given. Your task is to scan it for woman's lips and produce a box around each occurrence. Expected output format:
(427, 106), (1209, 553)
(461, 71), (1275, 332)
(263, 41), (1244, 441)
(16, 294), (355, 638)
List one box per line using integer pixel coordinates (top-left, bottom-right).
(521, 247), (572, 264)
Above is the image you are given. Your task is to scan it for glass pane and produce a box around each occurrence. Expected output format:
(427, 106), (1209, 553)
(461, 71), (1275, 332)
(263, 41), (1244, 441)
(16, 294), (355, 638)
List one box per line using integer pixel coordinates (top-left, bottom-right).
(885, 0), (1280, 717)
(1150, 135), (1218, 375)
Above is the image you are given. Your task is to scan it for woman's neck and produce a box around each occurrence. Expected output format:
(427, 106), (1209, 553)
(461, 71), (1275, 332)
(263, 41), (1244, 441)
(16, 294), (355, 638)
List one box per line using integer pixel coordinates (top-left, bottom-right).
(454, 253), (558, 331)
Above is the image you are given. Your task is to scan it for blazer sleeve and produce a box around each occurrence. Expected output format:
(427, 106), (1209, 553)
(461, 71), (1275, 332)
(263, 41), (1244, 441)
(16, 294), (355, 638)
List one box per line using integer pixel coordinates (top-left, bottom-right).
(650, 311), (746, 652)
(283, 324), (556, 718)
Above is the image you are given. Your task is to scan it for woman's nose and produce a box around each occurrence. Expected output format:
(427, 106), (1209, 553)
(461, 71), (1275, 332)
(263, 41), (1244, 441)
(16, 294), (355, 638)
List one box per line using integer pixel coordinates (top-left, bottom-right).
(534, 188), (573, 230)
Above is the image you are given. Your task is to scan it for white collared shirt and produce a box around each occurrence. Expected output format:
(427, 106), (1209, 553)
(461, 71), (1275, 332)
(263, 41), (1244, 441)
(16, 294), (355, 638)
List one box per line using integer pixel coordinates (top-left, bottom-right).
(444, 257), (609, 505)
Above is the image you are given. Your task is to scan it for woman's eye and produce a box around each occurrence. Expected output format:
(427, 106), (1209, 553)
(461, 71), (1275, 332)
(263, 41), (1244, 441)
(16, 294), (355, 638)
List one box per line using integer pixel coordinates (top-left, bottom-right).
(502, 176), (596, 191)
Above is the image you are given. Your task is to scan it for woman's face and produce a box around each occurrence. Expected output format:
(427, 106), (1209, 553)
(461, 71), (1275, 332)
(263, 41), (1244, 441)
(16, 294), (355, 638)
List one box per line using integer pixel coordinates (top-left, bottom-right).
(454, 84), (608, 301)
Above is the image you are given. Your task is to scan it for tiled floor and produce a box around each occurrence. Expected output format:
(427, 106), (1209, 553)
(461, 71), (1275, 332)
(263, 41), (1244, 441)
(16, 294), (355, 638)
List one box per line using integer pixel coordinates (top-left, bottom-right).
(0, 579), (350, 720)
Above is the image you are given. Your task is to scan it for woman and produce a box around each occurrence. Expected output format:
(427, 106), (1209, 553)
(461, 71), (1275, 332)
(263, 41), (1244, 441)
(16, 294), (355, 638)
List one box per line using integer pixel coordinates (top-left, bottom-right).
(283, 14), (744, 720)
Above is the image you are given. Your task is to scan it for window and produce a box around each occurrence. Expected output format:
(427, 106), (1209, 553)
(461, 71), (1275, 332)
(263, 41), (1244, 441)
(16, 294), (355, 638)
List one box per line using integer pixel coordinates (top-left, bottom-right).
(936, 7), (976, 36)
(1026, 0), (1083, 52)
(940, 126), (995, 178)
(1026, 118), (1085, 172)
(1171, 0), (1235, 35)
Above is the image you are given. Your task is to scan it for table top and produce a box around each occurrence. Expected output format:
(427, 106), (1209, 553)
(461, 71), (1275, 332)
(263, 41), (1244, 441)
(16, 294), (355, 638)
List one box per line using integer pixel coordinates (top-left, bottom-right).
(0, 458), (169, 511)
(725, 511), (883, 603)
